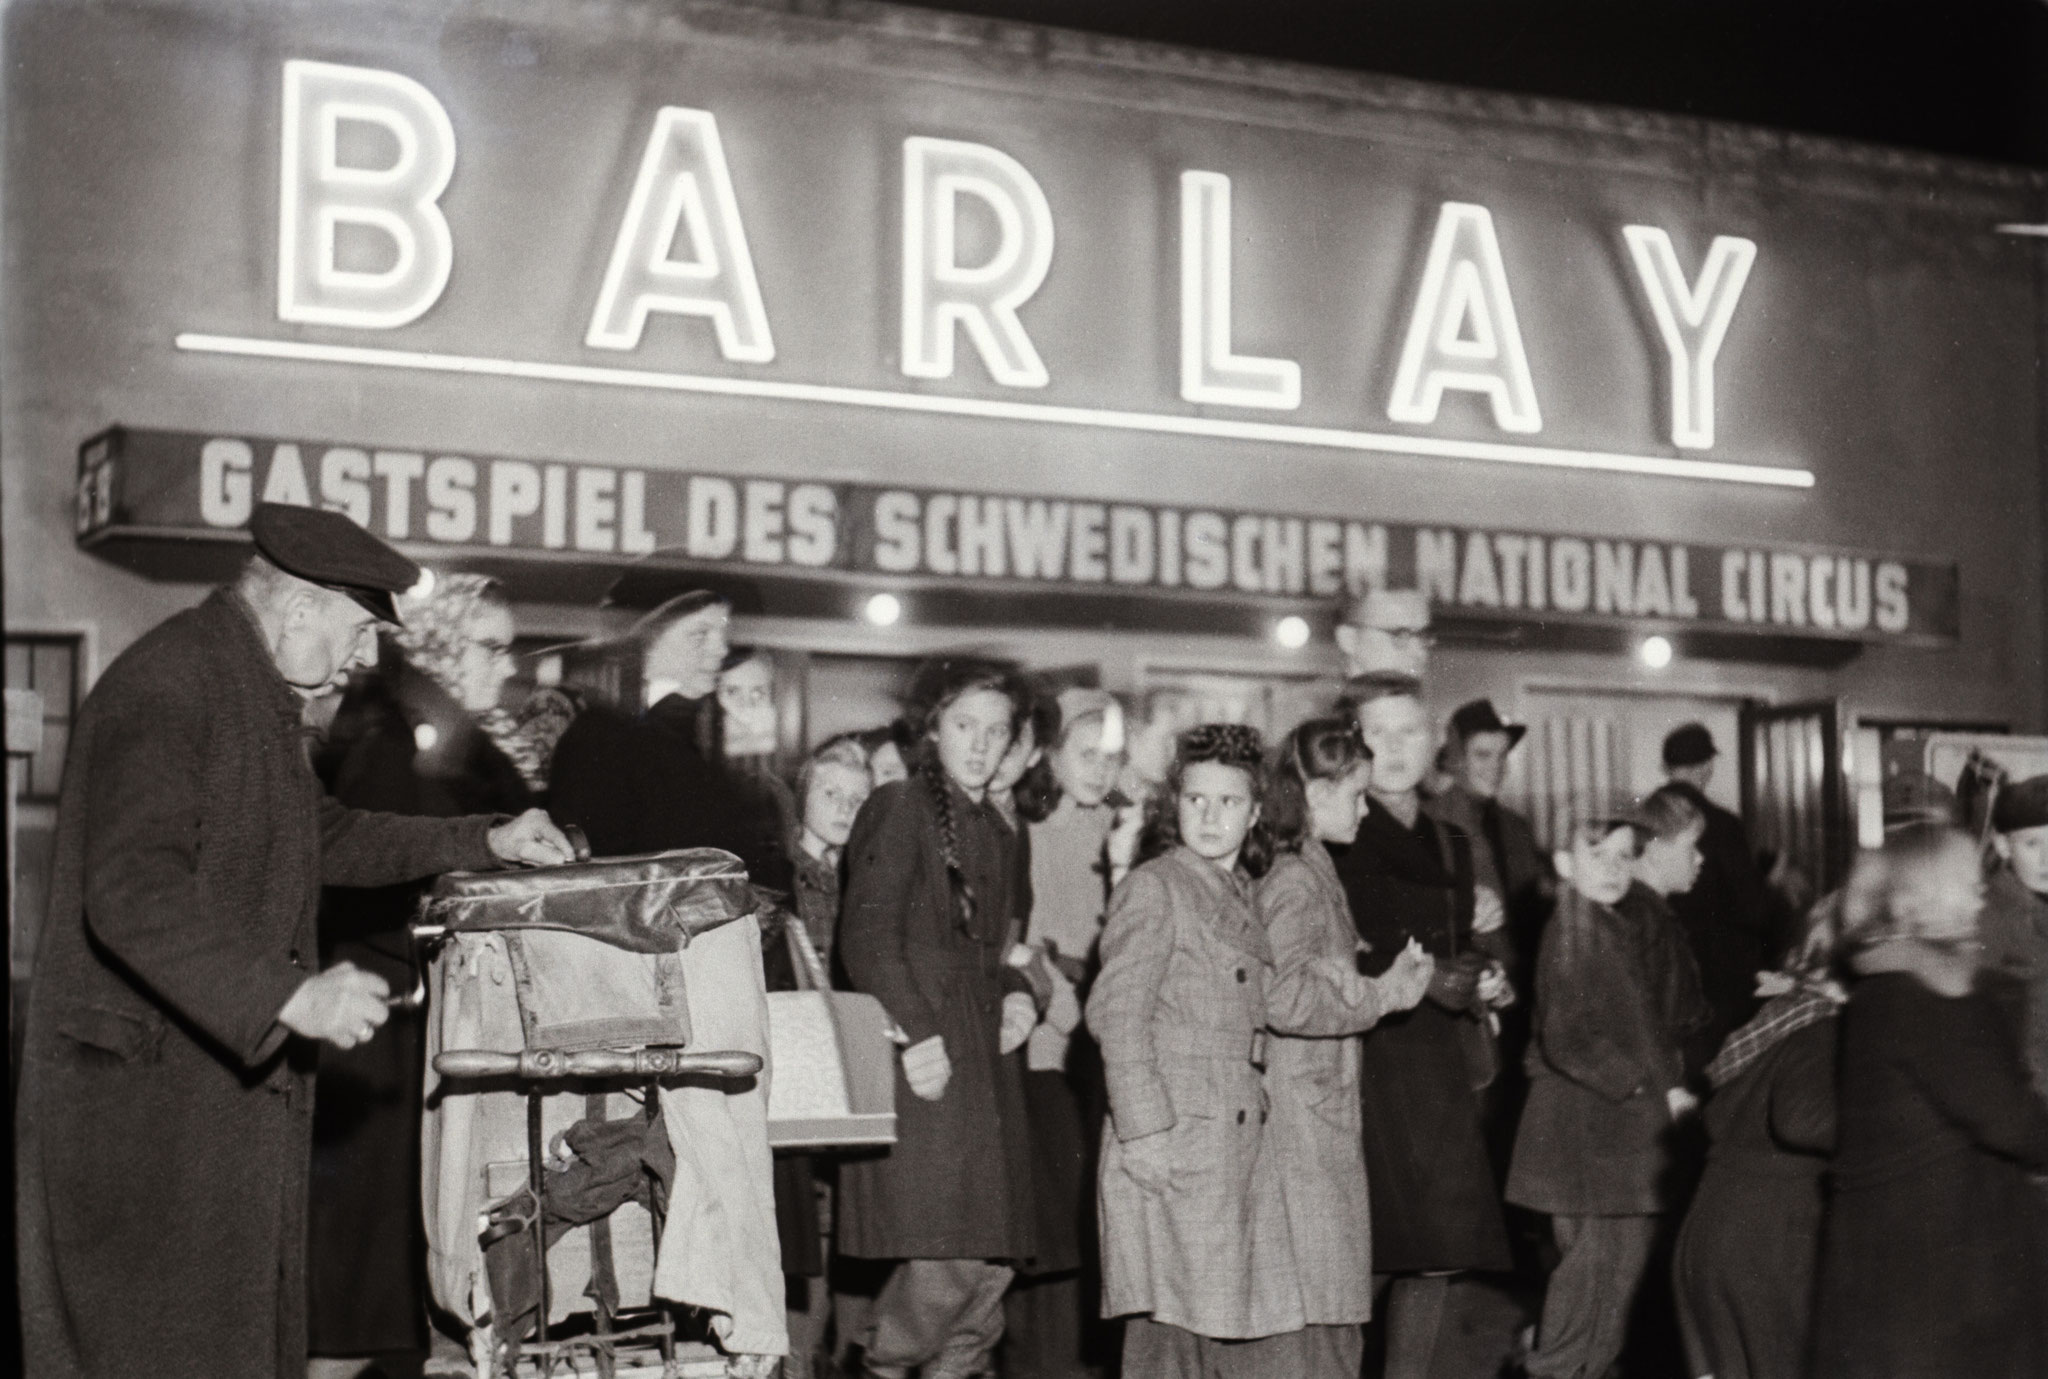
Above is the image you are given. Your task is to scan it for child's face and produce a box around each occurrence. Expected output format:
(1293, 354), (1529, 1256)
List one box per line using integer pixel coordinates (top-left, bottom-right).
(931, 688), (1017, 795)
(1050, 715), (1123, 808)
(1635, 821), (1706, 897)
(1178, 760), (1261, 867)
(986, 719), (1041, 798)
(1356, 694), (1432, 797)
(868, 741), (909, 786)
(1560, 825), (1638, 906)
(1305, 762), (1372, 845)
(802, 760), (872, 849)
(1997, 824), (2048, 896)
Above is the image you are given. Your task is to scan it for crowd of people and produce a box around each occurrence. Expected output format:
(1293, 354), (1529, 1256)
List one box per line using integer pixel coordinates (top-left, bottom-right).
(28, 503), (2048, 1379)
(283, 560), (2048, 1379)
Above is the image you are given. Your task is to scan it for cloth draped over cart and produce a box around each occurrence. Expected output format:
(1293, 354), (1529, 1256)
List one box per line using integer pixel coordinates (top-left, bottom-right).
(420, 849), (788, 1359)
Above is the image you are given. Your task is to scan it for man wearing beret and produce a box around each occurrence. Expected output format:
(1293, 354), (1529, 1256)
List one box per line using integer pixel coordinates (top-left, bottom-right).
(1659, 722), (1773, 1075)
(1984, 774), (2048, 1096)
(16, 504), (576, 1379)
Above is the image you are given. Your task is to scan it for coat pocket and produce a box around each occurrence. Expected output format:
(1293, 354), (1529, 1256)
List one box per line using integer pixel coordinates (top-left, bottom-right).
(52, 1001), (162, 1065)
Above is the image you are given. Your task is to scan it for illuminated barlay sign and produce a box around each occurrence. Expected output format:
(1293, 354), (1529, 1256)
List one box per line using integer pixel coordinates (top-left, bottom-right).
(177, 60), (1802, 488)
(76, 428), (1954, 641)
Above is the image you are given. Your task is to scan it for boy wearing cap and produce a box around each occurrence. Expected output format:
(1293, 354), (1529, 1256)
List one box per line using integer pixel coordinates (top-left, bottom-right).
(1987, 774), (2048, 1095)
(1661, 723), (1772, 1074)
(17, 504), (575, 1379)
(1508, 811), (1707, 1379)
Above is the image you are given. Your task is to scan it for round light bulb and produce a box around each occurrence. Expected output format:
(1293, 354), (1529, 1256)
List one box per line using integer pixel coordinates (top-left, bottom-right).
(407, 567), (436, 601)
(1275, 615), (1311, 650)
(864, 593), (902, 627)
(413, 722), (440, 752)
(1638, 634), (1675, 669)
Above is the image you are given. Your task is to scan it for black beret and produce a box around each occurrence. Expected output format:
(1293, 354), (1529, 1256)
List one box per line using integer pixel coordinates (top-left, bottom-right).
(1663, 721), (1718, 769)
(249, 503), (419, 624)
(1994, 774), (2048, 834)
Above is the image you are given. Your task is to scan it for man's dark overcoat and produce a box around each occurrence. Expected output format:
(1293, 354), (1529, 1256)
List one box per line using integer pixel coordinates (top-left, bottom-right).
(16, 589), (502, 1379)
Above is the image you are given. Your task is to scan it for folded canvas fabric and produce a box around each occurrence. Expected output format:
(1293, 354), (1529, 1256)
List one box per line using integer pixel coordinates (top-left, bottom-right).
(502, 929), (692, 1053)
(653, 914), (787, 1359)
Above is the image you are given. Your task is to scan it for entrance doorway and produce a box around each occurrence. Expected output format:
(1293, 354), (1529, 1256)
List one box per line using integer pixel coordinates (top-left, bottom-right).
(1507, 687), (1748, 850)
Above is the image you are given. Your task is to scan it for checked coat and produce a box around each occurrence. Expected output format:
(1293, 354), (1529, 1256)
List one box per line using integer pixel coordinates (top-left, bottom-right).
(1091, 846), (1299, 1340)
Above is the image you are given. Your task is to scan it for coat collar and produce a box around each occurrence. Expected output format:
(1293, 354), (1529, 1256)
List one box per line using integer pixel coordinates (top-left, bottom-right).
(1165, 845), (1270, 963)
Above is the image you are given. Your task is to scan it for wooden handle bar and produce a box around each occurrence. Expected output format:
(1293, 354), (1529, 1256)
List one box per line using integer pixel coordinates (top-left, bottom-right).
(433, 1047), (763, 1080)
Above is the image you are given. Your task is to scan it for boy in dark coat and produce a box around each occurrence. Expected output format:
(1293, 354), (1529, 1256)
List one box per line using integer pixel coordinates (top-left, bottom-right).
(1508, 811), (1709, 1379)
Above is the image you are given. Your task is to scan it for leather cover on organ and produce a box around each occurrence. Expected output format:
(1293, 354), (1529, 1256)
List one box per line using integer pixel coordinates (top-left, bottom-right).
(422, 848), (758, 953)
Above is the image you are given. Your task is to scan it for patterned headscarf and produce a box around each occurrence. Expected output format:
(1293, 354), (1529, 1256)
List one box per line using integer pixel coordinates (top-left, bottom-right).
(392, 574), (559, 789)
(1703, 888), (1848, 1088)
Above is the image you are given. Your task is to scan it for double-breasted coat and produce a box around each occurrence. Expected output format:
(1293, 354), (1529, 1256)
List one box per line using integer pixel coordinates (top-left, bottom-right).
(834, 777), (1037, 1261)
(1257, 842), (1398, 1324)
(1507, 883), (1710, 1216)
(16, 589), (503, 1379)
(1091, 847), (1298, 1340)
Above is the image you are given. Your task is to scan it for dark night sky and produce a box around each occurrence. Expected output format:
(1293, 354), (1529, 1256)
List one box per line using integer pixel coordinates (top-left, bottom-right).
(897, 0), (2048, 169)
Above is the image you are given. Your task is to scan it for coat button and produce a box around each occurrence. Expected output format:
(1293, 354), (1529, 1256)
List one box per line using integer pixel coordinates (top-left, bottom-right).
(288, 949), (305, 969)
(1236, 1109), (1246, 1125)
(1236, 968), (1246, 983)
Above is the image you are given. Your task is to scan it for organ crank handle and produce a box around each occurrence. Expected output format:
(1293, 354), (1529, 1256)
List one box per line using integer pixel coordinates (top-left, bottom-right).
(433, 1047), (763, 1080)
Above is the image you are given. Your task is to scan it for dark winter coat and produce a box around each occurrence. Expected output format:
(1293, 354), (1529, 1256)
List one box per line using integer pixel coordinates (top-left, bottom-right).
(1663, 782), (1771, 1073)
(834, 776), (1037, 1261)
(1674, 1015), (1836, 1379)
(548, 693), (792, 892)
(546, 689), (811, 1272)
(1811, 971), (2048, 1379)
(307, 660), (534, 1355)
(15, 589), (503, 1379)
(1507, 883), (1710, 1216)
(1335, 801), (1512, 1273)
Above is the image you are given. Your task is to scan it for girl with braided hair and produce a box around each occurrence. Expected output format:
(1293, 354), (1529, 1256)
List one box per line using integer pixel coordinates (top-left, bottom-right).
(836, 658), (1040, 1379)
(1091, 723), (1307, 1377)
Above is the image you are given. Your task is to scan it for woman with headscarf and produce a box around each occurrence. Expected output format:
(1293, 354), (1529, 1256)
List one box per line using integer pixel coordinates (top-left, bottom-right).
(308, 574), (538, 1376)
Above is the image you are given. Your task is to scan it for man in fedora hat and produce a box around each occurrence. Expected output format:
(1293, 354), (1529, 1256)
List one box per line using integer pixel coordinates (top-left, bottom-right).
(17, 503), (576, 1379)
(1429, 699), (1551, 1193)
(1431, 699), (1549, 929)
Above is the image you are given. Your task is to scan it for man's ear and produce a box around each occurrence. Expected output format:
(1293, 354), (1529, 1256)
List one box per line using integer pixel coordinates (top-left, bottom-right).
(1334, 625), (1360, 663)
(1552, 849), (1576, 883)
(1994, 833), (2015, 863)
